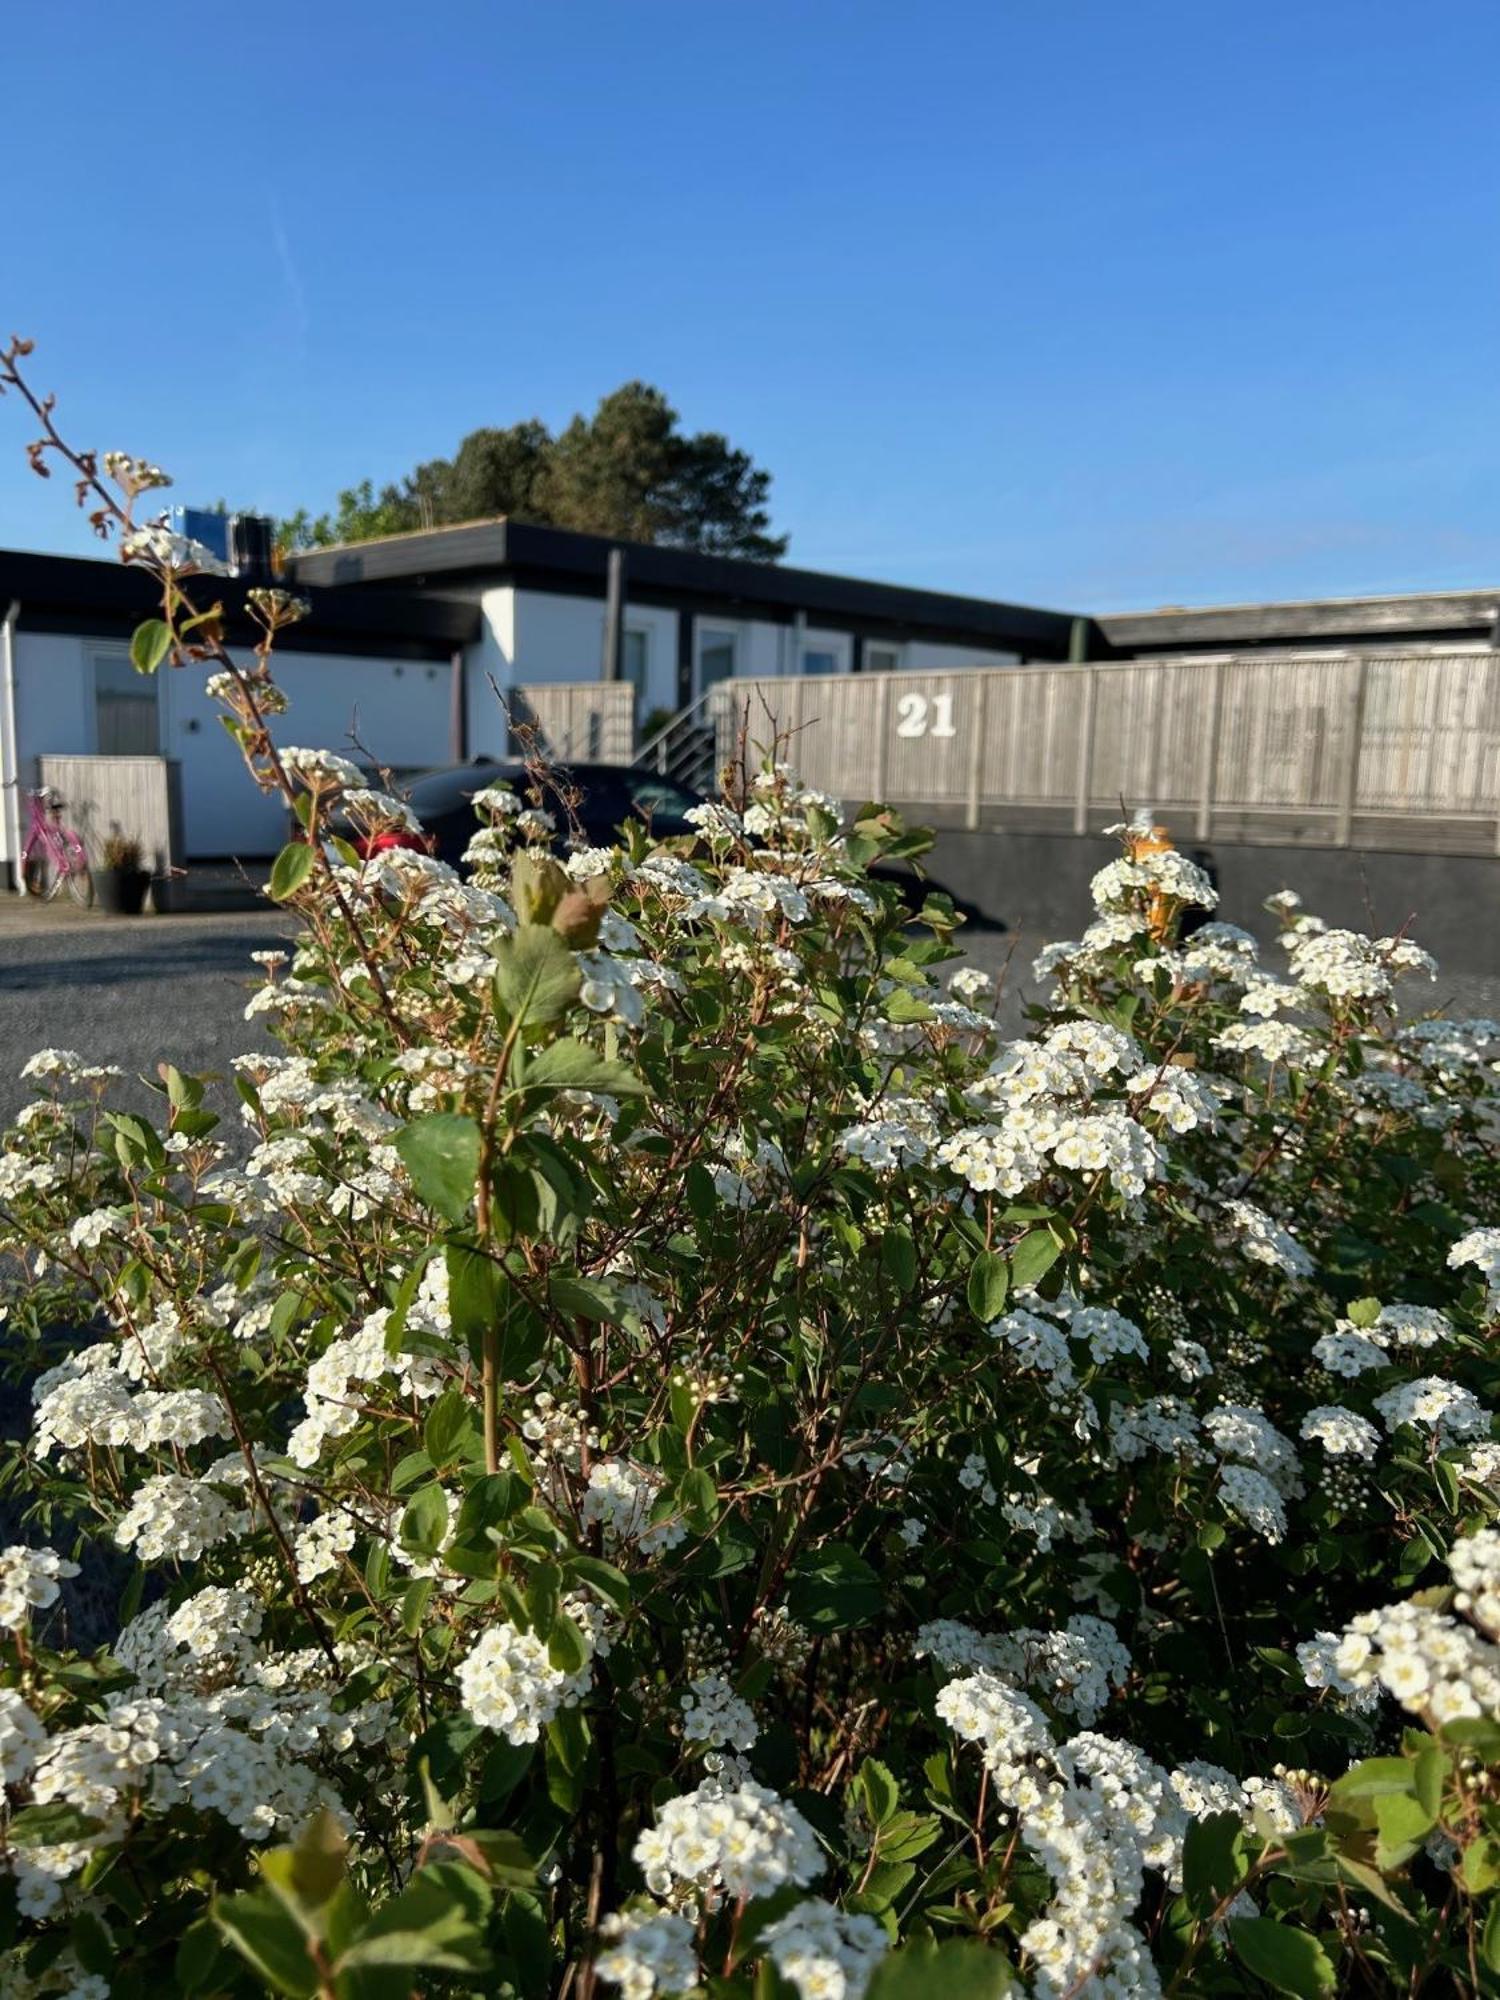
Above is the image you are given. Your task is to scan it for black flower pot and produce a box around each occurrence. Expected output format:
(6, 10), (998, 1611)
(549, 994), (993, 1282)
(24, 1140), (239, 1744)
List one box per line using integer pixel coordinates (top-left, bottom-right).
(97, 866), (150, 916)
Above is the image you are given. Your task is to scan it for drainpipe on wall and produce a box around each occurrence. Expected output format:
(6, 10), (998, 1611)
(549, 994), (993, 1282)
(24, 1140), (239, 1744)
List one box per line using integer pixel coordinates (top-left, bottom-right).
(601, 548), (626, 681)
(448, 648), (468, 763)
(1, 601), (20, 891)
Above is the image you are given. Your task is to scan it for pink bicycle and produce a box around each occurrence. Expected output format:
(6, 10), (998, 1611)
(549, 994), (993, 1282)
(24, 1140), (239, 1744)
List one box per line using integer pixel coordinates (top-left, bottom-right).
(18, 786), (93, 906)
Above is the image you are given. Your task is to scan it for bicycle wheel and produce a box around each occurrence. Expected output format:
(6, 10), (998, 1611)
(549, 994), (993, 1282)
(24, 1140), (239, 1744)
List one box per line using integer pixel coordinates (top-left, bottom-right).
(21, 849), (58, 900)
(65, 860), (95, 908)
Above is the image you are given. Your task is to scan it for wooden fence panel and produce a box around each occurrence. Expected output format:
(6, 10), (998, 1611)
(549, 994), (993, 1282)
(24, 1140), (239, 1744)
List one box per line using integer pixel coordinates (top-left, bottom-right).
(716, 648), (1500, 854)
(37, 756), (182, 871)
(507, 682), (635, 764)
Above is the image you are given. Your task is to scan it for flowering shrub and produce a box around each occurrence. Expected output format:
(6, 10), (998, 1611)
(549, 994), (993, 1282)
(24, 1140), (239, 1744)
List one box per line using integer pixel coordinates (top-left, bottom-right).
(3, 344), (1500, 1996)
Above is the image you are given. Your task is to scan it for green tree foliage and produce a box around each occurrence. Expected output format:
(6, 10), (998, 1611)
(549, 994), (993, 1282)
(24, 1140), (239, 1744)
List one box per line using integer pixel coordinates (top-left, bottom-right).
(277, 385), (787, 560)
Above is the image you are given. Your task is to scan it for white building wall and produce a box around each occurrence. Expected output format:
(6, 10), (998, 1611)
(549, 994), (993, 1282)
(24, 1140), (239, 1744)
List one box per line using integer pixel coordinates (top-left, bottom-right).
(465, 586), (517, 756)
(467, 588), (680, 753)
(8, 632), (453, 860)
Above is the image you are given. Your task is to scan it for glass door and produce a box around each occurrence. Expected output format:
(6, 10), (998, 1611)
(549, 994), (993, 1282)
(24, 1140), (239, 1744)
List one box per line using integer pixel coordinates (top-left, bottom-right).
(695, 626), (738, 700)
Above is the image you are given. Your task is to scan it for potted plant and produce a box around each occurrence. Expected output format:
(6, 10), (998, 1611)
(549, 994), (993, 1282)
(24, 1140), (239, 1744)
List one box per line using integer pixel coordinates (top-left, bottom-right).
(97, 831), (150, 916)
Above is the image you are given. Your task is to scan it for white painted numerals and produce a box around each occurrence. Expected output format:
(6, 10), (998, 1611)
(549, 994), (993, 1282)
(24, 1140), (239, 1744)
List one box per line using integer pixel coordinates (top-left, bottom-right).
(894, 692), (956, 739)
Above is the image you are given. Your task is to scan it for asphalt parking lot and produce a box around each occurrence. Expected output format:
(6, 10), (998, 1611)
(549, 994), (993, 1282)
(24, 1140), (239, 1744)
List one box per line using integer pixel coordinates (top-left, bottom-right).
(0, 900), (288, 1127)
(0, 893), (1494, 1138)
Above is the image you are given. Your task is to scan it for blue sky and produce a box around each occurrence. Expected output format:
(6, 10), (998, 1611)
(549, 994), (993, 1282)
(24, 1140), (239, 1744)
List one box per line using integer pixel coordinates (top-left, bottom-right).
(3, 0), (1498, 612)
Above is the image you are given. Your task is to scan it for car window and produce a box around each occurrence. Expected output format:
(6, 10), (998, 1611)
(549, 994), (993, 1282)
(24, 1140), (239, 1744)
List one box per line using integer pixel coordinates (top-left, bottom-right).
(625, 774), (700, 818)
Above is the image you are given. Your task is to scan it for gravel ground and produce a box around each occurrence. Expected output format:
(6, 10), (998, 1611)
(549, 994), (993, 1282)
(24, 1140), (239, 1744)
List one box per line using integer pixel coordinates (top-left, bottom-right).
(0, 904), (287, 1127)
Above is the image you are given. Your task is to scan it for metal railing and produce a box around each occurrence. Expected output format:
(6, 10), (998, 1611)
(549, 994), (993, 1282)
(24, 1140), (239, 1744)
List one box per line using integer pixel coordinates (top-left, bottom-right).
(708, 650), (1500, 857)
(632, 688), (720, 793)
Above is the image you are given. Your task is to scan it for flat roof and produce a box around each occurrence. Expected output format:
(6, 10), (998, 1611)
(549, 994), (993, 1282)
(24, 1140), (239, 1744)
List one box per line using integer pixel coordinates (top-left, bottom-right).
(0, 548), (480, 659)
(287, 518), (1080, 657)
(1098, 585), (1500, 652)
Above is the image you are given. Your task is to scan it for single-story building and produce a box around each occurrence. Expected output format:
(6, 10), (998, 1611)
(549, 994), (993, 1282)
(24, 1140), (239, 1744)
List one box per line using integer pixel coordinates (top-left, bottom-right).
(283, 518), (1079, 732)
(4, 514), (1500, 878)
(0, 527), (1077, 873)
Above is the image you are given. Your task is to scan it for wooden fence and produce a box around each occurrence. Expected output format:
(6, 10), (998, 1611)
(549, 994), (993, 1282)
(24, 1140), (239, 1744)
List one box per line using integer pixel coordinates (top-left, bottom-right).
(38, 756), (183, 873)
(505, 682), (635, 765)
(712, 651), (1500, 856)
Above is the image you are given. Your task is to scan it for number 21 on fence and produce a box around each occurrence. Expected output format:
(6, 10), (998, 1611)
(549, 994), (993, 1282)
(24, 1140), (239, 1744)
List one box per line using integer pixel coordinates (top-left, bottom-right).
(894, 692), (956, 739)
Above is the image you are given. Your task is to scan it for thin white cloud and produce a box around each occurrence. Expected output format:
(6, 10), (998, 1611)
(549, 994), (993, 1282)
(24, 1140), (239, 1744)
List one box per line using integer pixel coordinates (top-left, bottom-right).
(269, 197), (309, 342)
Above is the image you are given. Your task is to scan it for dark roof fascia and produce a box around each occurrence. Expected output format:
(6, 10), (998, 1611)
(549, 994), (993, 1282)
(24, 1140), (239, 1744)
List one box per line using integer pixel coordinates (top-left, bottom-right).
(0, 549), (479, 658)
(1099, 589), (1500, 652)
(288, 520), (1078, 657)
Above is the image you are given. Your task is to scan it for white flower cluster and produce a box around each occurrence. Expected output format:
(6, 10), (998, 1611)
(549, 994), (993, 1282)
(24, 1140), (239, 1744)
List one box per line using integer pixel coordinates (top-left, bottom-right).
(1219, 1198), (1315, 1277)
(1372, 1376), (1491, 1440)
(761, 1899), (890, 2000)
(1325, 1534), (1500, 1722)
(632, 1779), (824, 1905)
(457, 1619), (593, 1745)
(916, 1613), (1130, 1726)
(582, 1459), (688, 1557)
(1450, 1227), (1500, 1313)
(594, 1908), (700, 1998)
(679, 1670), (759, 1753)
(32, 1345), (229, 1459)
(1286, 926), (1436, 1001)
(0, 1545), (78, 1630)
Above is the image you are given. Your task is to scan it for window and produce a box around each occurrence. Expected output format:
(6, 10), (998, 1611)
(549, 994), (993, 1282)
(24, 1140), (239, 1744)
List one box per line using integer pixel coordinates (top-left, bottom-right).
(866, 643), (901, 673)
(622, 628), (650, 705)
(801, 648), (839, 676)
(94, 652), (159, 755)
(696, 626), (738, 697)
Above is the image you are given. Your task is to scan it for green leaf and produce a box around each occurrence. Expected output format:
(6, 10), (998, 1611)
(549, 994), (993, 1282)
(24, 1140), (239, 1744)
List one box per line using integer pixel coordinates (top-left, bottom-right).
(879, 1226), (917, 1294)
(396, 1113), (481, 1224)
(1373, 1789), (1433, 1867)
(885, 987), (935, 1024)
(859, 1757), (899, 1826)
(1412, 1744), (1447, 1820)
(787, 1543), (884, 1632)
(334, 1862), (492, 1973)
(399, 1483), (449, 1559)
(175, 1920), (232, 1995)
(423, 1387), (474, 1467)
(400, 1578), (435, 1636)
(1228, 1918), (1336, 1997)
(5, 1803), (104, 1847)
(966, 1248), (1009, 1324)
(548, 1269), (625, 1323)
(447, 1240), (532, 1377)
(547, 1611), (590, 1676)
(521, 1036), (644, 1099)
(261, 1808), (347, 1920)
(493, 924), (581, 1032)
(129, 617), (173, 674)
(1330, 1756), (1419, 1802)
(1482, 1896), (1500, 1975)
(679, 1466), (718, 1530)
(869, 1936), (1016, 1997)
(509, 851), (571, 927)
(566, 1553), (631, 1614)
(1009, 1228), (1063, 1293)
(214, 1888), (322, 1997)
(268, 839), (315, 902)
(1182, 1810), (1247, 1915)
